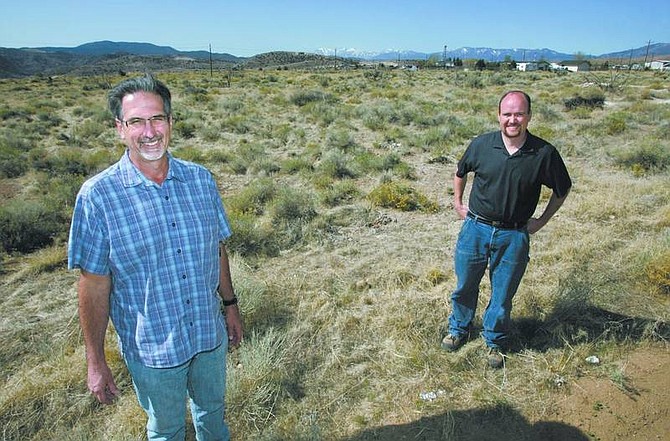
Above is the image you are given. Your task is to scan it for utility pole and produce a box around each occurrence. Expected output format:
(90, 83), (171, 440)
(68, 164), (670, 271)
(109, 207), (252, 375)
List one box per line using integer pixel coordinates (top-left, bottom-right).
(209, 44), (213, 78)
(443, 45), (447, 69)
(643, 40), (652, 66)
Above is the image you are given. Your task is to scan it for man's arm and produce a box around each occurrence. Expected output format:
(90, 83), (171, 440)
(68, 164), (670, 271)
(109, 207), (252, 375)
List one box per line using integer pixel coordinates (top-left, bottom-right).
(218, 243), (243, 347)
(78, 270), (118, 404)
(527, 189), (570, 234)
(453, 172), (469, 219)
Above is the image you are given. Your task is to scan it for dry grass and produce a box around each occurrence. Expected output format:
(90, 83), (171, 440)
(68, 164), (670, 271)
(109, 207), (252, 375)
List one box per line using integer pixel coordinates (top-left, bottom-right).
(1, 68), (668, 440)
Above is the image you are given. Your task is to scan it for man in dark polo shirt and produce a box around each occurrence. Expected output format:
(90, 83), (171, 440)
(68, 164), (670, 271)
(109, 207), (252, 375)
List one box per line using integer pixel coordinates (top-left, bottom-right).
(441, 90), (572, 368)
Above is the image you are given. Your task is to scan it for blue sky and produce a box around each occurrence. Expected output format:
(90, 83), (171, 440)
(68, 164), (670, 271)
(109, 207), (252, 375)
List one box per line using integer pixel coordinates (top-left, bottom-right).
(1, 0), (668, 57)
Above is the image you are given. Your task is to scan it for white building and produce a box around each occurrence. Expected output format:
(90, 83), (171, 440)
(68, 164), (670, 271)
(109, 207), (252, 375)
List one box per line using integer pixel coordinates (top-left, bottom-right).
(516, 62), (538, 72)
(646, 60), (670, 71)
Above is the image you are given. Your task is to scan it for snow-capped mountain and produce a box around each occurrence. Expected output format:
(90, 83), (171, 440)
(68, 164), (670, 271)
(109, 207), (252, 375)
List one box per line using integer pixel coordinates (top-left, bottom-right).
(317, 46), (576, 62)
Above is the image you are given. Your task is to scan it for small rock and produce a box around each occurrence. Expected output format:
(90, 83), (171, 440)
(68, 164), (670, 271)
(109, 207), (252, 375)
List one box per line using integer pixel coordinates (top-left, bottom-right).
(585, 355), (600, 364)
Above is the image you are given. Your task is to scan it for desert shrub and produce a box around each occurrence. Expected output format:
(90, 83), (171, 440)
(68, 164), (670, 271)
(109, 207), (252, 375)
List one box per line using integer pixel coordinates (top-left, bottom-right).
(281, 156), (313, 174)
(226, 178), (277, 216)
(226, 213), (279, 258)
(222, 114), (253, 134)
(0, 134), (30, 177)
(173, 119), (197, 138)
(357, 103), (398, 131)
(564, 92), (605, 110)
(200, 125), (222, 142)
(423, 127), (452, 148)
(645, 250), (670, 294)
(486, 73), (508, 86)
(269, 123), (293, 145)
(220, 97), (244, 113)
(36, 111), (64, 128)
(0, 155), (28, 178)
(269, 187), (318, 248)
(23, 245), (67, 275)
(226, 329), (289, 434)
(0, 107), (31, 121)
(249, 156), (281, 176)
(228, 142), (268, 175)
(29, 147), (105, 176)
(391, 161), (417, 180)
(205, 149), (232, 164)
(304, 101), (343, 126)
(532, 125), (556, 141)
(655, 121), (670, 140)
(318, 150), (358, 179)
(426, 268), (449, 286)
(325, 129), (356, 151)
(182, 84), (212, 104)
(465, 75), (484, 89)
(289, 90), (335, 107)
(354, 151), (400, 174)
(367, 181), (439, 213)
(36, 173), (86, 216)
(172, 146), (205, 163)
(270, 187), (317, 226)
(604, 112), (627, 135)
(612, 143), (670, 174)
(319, 180), (360, 207)
(72, 119), (107, 143)
(0, 200), (65, 253)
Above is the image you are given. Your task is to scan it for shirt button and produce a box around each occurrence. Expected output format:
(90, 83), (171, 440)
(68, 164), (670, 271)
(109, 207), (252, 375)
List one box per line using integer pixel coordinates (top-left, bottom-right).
(172, 222), (176, 227)
(182, 274), (187, 279)
(186, 299), (190, 304)
(165, 195), (169, 200)
(177, 249), (182, 254)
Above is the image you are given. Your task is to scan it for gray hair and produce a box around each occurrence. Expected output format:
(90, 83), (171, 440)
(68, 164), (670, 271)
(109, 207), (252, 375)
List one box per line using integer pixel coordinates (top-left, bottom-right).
(107, 73), (172, 120)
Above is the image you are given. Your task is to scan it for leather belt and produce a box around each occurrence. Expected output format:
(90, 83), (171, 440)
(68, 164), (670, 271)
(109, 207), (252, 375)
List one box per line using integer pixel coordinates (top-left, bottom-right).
(467, 211), (526, 230)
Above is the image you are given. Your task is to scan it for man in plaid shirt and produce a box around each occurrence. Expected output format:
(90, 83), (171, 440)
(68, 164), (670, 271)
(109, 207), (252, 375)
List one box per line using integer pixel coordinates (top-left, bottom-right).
(68, 74), (243, 440)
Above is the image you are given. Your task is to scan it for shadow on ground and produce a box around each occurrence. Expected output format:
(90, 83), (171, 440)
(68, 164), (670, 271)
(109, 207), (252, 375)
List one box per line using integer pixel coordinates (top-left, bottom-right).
(510, 294), (669, 353)
(341, 403), (590, 441)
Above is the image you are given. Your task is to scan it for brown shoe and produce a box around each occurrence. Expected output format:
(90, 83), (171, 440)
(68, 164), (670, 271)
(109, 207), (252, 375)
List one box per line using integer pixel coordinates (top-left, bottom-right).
(441, 333), (465, 352)
(487, 348), (504, 369)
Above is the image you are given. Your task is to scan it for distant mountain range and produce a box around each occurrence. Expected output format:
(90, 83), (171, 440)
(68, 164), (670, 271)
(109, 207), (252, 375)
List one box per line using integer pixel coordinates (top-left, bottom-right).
(318, 43), (670, 62)
(1, 40), (668, 78)
(28, 41), (243, 62)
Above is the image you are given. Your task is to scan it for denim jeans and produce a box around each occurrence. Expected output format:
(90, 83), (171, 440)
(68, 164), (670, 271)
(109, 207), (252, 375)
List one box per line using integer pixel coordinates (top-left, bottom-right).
(124, 340), (230, 441)
(448, 217), (529, 348)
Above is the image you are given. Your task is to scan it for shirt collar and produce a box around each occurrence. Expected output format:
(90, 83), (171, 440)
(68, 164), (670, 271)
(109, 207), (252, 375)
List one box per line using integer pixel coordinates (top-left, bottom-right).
(493, 130), (537, 154)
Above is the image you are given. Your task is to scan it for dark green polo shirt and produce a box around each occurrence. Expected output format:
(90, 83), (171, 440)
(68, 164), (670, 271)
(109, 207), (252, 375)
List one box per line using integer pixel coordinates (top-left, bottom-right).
(456, 130), (572, 224)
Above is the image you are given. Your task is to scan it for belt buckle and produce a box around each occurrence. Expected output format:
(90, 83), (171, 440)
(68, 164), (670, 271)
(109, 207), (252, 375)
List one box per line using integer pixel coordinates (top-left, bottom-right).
(491, 220), (503, 228)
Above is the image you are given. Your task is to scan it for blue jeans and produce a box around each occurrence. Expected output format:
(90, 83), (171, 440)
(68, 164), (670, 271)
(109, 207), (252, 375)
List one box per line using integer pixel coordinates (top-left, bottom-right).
(124, 340), (230, 441)
(449, 217), (529, 348)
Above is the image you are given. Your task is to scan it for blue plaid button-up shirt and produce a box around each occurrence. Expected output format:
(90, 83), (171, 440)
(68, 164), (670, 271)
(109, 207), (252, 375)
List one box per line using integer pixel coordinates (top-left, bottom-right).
(68, 151), (232, 368)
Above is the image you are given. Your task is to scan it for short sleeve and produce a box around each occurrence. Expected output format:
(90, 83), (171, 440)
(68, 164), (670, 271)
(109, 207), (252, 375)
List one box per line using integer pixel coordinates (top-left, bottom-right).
(67, 190), (111, 275)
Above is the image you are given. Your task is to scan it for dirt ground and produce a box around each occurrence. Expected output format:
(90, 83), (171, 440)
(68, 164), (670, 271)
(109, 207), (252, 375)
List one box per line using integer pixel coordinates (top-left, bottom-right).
(545, 347), (670, 441)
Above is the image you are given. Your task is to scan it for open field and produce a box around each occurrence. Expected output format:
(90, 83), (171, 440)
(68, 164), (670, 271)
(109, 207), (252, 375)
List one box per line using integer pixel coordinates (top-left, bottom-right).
(1, 67), (669, 440)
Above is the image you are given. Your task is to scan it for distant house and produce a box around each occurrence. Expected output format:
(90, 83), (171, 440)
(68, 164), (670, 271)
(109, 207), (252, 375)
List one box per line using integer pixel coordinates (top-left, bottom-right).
(646, 60), (670, 71)
(553, 60), (591, 72)
(516, 62), (538, 72)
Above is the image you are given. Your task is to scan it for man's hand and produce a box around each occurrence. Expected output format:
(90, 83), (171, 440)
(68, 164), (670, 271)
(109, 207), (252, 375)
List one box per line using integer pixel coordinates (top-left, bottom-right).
(225, 306), (243, 347)
(87, 361), (119, 405)
(454, 203), (469, 220)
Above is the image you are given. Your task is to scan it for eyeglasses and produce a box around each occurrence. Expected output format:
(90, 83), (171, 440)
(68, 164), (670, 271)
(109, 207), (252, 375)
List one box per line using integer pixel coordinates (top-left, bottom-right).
(120, 114), (170, 130)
